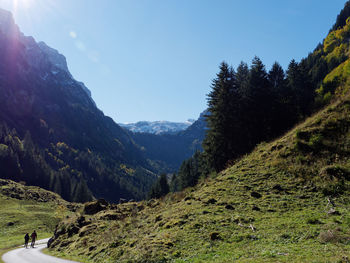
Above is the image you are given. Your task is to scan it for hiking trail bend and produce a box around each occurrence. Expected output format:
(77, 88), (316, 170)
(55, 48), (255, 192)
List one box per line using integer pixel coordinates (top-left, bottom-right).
(2, 238), (80, 263)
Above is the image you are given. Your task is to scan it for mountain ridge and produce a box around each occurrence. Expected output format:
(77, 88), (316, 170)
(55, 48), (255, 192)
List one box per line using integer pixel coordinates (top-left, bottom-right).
(131, 110), (207, 172)
(120, 119), (195, 135)
(0, 8), (157, 202)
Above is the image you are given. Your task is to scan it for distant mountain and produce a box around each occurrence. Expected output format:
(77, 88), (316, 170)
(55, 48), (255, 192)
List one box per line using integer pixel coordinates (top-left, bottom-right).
(131, 110), (208, 172)
(0, 9), (156, 202)
(120, 120), (195, 134)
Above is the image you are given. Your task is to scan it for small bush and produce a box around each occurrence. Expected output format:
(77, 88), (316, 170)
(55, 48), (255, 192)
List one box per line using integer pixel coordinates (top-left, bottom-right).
(321, 181), (346, 196)
(323, 92), (333, 104)
(295, 140), (311, 152)
(319, 165), (350, 181)
(308, 134), (324, 150)
(280, 233), (291, 239)
(342, 217), (350, 229)
(296, 130), (311, 140)
(319, 229), (345, 244)
(296, 155), (307, 164)
(307, 217), (323, 225)
(318, 165), (350, 196)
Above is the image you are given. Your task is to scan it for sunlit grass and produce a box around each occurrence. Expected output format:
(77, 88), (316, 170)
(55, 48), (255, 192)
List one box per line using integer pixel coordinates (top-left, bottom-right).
(0, 181), (76, 262)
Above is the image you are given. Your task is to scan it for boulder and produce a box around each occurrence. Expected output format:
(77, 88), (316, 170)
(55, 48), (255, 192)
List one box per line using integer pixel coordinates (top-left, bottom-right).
(119, 198), (127, 204)
(327, 208), (341, 215)
(252, 206), (261, 211)
(272, 184), (283, 191)
(210, 232), (220, 241)
(84, 199), (108, 215)
(205, 198), (217, 204)
(250, 192), (262, 199)
(225, 204), (234, 210)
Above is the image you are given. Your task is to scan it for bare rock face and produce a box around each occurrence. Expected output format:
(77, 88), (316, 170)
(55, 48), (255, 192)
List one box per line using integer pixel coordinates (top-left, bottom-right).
(0, 9), (20, 36)
(0, 8), (95, 115)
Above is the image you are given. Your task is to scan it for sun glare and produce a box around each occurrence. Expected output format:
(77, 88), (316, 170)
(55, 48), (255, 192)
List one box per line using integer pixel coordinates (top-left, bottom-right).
(13, 0), (32, 10)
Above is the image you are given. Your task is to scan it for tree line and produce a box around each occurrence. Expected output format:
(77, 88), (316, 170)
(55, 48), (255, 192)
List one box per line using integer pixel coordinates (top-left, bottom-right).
(148, 54), (328, 198)
(0, 123), (157, 203)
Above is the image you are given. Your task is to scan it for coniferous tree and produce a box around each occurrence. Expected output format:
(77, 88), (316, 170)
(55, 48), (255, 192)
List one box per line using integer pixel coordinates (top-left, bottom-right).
(267, 62), (294, 134)
(170, 173), (179, 192)
(52, 175), (62, 196)
(243, 57), (272, 144)
(236, 61), (249, 94)
(148, 174), (170, 199)
(203, 62), (238, 172)
(286, 60), (314, 118)
(268, 62), (285, 90)
(73, 178), (92, 203)
(332, 1), (350, 30)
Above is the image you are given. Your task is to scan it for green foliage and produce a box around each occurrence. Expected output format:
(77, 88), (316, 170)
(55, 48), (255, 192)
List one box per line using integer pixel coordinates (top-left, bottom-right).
(321, 181), (347, 196)
(171, 151), (209, 192)
(324, 32), (339, 54)
(148, 174), (170, 199)
(294, 130), (324, 153)
(0, 143), (8, 157)
(0, 123), (157, 203)
(308, 133), (324, 150)
(203, 57), (315, 173)
(317, 165), (350, 196)
(203, 61), (240, 172)
(332, 1), (350, 31)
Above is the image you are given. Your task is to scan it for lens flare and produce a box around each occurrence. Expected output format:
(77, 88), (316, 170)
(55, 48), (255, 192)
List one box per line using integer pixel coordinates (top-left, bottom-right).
(11, 0), (33, 17)
(13, 0), (32, 9)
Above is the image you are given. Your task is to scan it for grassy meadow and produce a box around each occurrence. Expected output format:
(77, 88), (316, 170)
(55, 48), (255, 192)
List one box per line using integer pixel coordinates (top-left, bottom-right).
(0, 179), (77, 262)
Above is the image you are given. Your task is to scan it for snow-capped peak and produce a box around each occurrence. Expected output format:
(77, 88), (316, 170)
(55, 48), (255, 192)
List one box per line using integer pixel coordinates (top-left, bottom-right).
(119, 120), (195, 135)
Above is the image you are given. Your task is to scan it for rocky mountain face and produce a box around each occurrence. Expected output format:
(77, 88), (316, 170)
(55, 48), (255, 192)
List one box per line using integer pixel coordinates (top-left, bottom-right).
(120, 119), (194, 135)
(0, 9), (156, 202)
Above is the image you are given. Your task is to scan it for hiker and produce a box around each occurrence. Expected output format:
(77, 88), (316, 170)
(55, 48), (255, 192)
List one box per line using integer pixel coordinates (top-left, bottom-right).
(24, 233), (29, 248)
(30, 230), (37, 248)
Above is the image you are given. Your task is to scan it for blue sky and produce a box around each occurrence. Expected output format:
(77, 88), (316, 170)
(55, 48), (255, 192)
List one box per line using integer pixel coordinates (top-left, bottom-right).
(0, 0), (347, 123)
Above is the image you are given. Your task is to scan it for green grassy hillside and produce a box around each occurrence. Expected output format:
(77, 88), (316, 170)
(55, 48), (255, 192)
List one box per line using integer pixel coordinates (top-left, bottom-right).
(0, 179), (79, 260)
(47, 93), (350, 262)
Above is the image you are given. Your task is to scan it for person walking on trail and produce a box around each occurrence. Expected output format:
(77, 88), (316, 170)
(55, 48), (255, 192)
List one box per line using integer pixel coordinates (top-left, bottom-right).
(24, 233), (29, 248)
(30, 230), (37, 248)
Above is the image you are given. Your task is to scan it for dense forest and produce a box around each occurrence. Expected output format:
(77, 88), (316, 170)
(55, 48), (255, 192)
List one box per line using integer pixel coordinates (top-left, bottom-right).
(0, 123), (157, 202)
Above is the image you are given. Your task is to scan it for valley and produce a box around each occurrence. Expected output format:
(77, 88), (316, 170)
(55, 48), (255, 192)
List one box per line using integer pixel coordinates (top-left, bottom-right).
(46, 93), (350, 262)
(1, 1), (350, 263)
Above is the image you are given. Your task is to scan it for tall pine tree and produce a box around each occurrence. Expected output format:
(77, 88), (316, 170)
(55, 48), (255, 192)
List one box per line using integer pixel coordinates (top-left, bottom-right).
(203, 62), (239, 172)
